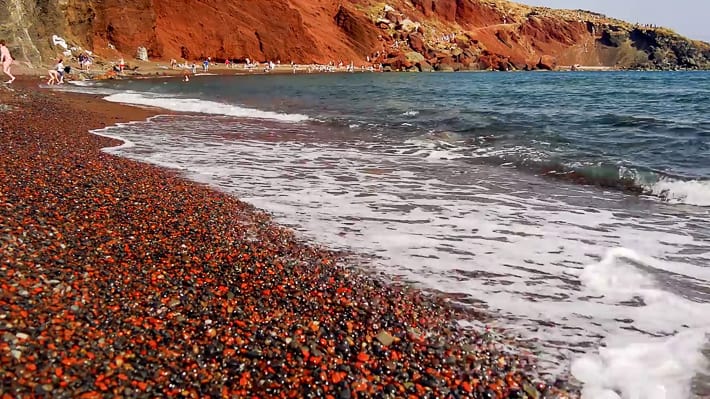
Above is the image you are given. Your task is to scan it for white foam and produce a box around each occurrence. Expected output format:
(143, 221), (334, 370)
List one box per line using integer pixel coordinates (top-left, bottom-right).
(573, 330), (708, 399)
(647, 178), (710, 207)
(67, 80), (96, 87)
(573, 248), (710, 399)
(93, 117), (710, 397)
(103, 92), (310, 122)
(578, 248), (659, 302)
(89, 119), (161, 151)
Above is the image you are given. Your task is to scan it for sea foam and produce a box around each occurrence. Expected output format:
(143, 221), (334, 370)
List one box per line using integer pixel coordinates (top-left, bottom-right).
(92, 115), (710, 398)
(646, 178), (710, 207)
(103, 92), (310, 122)
(573, 248), (710, 399)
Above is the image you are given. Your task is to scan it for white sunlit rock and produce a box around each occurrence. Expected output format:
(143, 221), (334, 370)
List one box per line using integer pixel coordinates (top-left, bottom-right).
(51, 34), (68, 49)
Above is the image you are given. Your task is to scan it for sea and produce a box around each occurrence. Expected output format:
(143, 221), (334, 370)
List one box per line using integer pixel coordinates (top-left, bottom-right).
(65, 71), (710, 399)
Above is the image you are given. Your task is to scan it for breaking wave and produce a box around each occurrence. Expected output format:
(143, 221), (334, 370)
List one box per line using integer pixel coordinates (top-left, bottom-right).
(403, 136), (710, 207)
(103, 91), (310, 122)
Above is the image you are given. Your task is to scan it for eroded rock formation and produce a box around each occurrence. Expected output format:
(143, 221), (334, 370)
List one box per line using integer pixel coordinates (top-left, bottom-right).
(0, 0), (708, 71)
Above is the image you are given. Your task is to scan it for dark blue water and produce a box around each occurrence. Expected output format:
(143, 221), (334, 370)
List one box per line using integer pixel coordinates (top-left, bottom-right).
(103, 71), (710, 198)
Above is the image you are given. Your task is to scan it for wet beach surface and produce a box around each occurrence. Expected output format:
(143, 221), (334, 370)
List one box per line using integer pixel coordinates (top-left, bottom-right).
(0, 81), (573, 398)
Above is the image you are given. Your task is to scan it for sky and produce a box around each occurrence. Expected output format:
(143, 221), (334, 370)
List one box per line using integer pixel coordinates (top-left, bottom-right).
(519, 0), (710, 42)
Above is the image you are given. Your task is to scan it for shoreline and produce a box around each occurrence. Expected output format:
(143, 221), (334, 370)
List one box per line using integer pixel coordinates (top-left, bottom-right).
(14, 58), (709, 86)
(0, 79), (575, 397)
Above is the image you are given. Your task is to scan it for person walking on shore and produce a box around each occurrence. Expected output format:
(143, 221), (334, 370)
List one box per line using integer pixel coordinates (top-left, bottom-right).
(0, 40), (15, 84)
(55, 59), (65, 84)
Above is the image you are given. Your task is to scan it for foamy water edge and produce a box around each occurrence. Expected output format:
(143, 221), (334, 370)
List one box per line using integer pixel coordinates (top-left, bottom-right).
(88, 110), (710, 398)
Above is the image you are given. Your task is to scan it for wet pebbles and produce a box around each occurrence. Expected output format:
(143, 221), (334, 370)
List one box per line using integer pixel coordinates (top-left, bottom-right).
(0, 85), (575, 398)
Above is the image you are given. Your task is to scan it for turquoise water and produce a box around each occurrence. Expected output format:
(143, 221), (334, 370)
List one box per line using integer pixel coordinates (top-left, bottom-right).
(76, 71), (710, 398)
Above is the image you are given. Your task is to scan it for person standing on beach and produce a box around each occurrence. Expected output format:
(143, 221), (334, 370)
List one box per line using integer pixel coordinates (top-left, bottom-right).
(55, 59), (65, 84)
(0, 40), (15, 84)
(46, 68), (59, 85)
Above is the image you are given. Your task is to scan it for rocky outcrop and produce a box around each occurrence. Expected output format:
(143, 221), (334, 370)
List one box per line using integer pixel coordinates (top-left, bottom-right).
(537, 55), (557, 70)
(0, 0), (708, 71)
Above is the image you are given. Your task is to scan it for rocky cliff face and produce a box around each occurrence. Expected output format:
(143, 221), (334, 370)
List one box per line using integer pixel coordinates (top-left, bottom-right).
(1, 0), (708, 71)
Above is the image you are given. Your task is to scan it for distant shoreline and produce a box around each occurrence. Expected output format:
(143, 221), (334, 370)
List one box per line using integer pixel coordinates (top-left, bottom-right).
(11, 58), (710, 85)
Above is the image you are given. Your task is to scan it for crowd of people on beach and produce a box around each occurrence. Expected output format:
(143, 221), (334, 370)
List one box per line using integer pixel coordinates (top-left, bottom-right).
(0, 36), (387, 86)
(167, 55), (382, 77)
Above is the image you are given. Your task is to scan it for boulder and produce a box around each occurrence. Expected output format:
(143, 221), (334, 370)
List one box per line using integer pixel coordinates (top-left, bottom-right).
(136, 46), (148, 60)
(400, 19), (419, 33)
(405, 51), (425, 64)
(408, 33), (426, 53)
(537, 55), (557, 70)
(436, 63), (455, 72)
(383, 52), (412, 71)
(51, 34), (68, 49)
(459, 56), (473, 68)
(436, 56), (457, 71)
(437, 55), (455, 64)
(416, 60), (433, 72)
(507, 55), (531, 70)
(478, 53), (510, 70)
(455, 37), (471, 50)
(385, 11), (403, 25)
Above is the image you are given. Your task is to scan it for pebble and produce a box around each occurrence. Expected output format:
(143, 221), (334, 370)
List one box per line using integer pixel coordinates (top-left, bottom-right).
(0, 84), (577, 398)
(375, 330), (395, 346)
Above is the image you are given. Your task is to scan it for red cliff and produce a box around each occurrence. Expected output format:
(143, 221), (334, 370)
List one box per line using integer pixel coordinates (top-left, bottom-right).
(1, 0), (708, 70)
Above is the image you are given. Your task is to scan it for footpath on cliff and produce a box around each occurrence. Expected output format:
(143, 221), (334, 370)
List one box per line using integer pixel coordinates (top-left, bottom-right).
(0, 80), (577, 398)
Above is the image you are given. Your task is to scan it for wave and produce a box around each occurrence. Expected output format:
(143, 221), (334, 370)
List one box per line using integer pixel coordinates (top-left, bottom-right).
(103, 92), (310, 122)
(67, 80), (97, 87)
(596, 114), (670, 129)
(572, 248), (710, 399)
(545, 167), (710, 207)
(647, 178), (710, 207)
(397, 130), (710, 206)
(458, 144), (709, 206)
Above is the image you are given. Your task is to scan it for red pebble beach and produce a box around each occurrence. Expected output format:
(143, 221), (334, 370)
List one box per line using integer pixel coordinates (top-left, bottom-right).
(0, 79), (574, 398)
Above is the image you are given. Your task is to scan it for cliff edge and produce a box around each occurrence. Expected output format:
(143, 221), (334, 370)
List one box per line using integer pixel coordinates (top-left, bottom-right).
(1, 0), (708, 71)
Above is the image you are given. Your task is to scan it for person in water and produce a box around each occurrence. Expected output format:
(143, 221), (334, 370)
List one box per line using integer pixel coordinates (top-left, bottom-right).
(0, 40), (15, 84)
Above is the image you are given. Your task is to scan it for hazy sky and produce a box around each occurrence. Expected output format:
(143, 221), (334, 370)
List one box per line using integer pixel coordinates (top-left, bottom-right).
(519, 0), (710, 42)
